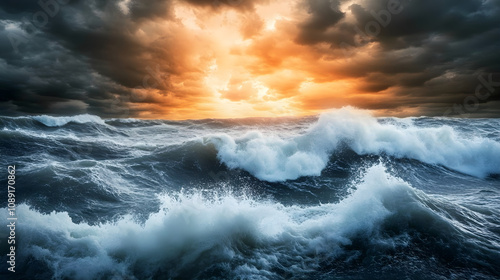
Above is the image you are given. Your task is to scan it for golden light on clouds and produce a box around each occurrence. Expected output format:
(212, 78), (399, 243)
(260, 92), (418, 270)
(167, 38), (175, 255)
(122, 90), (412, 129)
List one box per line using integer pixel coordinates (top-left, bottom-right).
(3, 0), (499, 118)
(128, 0), (366, 119)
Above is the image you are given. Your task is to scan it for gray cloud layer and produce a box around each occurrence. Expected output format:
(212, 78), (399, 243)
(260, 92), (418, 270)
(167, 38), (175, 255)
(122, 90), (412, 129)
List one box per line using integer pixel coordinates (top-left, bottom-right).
(295, 0), (500, 116)
(0, 0), (499, 117)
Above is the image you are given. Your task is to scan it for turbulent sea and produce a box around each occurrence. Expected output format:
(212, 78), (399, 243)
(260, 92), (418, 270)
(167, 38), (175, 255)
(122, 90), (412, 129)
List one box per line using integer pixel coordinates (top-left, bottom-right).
(1, 108), (500, 280)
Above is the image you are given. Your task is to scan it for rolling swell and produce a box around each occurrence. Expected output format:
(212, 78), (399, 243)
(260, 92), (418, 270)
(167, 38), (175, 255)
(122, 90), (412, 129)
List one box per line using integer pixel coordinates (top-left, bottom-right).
(2, 164), (499, 279)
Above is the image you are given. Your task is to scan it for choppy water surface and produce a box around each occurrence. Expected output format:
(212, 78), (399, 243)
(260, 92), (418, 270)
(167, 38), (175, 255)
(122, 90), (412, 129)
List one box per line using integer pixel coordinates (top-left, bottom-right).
(1, 108), (499, 279)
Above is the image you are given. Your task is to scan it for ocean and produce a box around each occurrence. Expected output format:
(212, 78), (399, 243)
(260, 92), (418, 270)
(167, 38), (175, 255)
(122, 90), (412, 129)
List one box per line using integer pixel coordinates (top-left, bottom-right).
(1, 107), (499, 279)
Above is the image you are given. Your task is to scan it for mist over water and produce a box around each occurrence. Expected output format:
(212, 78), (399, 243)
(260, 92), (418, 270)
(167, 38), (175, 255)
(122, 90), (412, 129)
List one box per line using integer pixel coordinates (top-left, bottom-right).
(1, 108), (499, 279)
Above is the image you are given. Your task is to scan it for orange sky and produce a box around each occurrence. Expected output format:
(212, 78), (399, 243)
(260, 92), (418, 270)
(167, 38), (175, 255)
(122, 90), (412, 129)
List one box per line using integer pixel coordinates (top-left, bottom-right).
(4, 0), (498, 119)
(128, 0), (392, 119)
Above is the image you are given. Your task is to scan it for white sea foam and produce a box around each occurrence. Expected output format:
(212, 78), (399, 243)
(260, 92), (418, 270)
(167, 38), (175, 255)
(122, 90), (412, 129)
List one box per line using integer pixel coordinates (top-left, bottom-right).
(33, 114), (106, 127)
(6, 164), (424, 279)
(208, 107), (500, 181)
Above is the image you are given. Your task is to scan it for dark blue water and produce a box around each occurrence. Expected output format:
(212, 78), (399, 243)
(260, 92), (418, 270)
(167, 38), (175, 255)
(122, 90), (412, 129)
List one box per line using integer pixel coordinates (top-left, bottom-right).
(1, 108), (499, 279)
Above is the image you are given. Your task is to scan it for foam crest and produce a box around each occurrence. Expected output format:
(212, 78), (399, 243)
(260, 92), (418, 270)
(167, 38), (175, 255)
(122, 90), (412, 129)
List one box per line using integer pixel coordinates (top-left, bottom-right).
(32, 114), (106, 127)
(208, 107), (500, 181)
(6, 165), (420, 279)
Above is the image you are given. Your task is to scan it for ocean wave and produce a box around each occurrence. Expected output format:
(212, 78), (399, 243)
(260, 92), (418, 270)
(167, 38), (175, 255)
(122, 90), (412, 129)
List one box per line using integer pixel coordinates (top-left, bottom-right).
(208, 107), (500, 181)
(5, 164), (498, 279)
(32, 114), (106, 127)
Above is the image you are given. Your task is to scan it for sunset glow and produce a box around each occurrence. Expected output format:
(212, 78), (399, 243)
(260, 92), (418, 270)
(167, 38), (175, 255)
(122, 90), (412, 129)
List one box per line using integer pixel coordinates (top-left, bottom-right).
(125, 1), (374, 119)
(2, 0), (499, 119)
(2, 2), (500, 279)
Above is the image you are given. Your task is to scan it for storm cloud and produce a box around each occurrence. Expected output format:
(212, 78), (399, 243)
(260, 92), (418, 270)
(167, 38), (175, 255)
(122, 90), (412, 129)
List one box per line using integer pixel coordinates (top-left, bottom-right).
(0, 0), (499, 118)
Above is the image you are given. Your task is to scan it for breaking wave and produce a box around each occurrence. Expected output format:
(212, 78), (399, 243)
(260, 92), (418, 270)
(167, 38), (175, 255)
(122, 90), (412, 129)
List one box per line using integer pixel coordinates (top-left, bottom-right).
(4, 164), (499, 279)
(208, 107), (500, 181)
(32, 114), (106, 127)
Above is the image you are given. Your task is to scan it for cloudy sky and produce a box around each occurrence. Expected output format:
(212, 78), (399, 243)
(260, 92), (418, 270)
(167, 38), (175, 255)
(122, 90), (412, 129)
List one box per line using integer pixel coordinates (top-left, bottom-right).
(1, 0), (499, 119)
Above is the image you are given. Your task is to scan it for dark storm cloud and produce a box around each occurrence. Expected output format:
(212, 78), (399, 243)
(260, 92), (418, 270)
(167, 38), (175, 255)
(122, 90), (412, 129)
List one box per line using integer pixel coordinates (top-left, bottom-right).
(0, 0), (499, 118)
(129, 0), (172, 20)
(0, 0), (271, 117)
(0, 0), (43, 14)
(295, 0), (345, 45)
(293, 0), (500, 116)
(0, 0), (177, 116)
